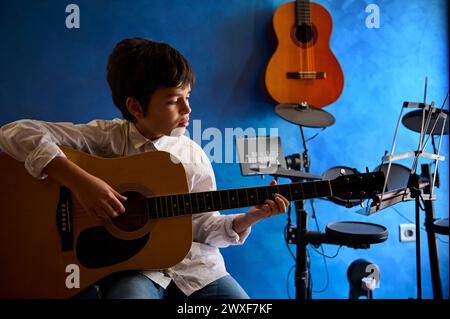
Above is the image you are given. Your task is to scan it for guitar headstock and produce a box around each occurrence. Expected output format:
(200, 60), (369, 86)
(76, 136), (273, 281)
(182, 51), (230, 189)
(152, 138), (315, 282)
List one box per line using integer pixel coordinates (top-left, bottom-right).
(330, 171), (385, 201)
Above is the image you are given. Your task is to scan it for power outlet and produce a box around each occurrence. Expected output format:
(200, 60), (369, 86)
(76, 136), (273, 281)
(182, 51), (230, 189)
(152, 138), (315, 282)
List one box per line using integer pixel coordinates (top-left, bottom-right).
(399, 224), (416, 242)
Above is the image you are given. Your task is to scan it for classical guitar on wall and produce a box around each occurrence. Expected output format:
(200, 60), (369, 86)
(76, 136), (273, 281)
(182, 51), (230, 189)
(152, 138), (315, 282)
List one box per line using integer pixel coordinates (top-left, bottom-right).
(265, 0), (344, 107)
(0, 147), (383, 298)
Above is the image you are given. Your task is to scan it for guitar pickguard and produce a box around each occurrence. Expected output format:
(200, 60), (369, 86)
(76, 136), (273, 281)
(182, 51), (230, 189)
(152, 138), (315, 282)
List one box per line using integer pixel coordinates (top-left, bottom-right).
(76, 226), (150, 268)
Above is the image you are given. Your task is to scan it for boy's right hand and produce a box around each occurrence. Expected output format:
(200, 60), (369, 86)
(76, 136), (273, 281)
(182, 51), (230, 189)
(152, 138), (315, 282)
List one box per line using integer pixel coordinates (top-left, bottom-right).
(72, 174), (128, 221)
(43, 156), (127, 221)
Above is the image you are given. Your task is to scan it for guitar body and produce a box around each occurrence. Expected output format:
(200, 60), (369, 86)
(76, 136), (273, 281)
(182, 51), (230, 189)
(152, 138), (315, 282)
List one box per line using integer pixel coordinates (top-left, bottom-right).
(0, 147), (192, 298)
(265, 1), (344, 107)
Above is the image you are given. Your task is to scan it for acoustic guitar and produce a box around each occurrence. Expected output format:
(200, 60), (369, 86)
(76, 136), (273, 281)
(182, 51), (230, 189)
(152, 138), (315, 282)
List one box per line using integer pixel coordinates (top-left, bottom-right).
(0, 147), (383, 298)
(265, 0), (344, 107)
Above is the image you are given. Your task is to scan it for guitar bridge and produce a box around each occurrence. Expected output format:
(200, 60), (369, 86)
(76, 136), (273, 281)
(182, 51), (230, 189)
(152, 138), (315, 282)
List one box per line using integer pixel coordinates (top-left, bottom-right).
(286, 71), (326, 79)
(56, 186), (73, 251)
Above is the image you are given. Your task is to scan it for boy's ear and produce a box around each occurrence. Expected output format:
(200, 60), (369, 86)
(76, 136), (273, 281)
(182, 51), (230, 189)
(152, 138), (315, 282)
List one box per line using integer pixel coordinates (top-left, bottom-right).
(125, 97), (144, 120)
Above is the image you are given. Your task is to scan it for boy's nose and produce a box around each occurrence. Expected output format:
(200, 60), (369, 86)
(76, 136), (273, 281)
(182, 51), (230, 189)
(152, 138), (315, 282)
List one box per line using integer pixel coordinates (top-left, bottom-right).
(180, 101), (191, 114)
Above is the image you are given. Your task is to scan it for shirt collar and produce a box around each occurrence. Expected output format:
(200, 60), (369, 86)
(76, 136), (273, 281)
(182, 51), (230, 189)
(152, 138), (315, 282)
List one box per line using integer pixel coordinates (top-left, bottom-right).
(128, 121), (165, 150)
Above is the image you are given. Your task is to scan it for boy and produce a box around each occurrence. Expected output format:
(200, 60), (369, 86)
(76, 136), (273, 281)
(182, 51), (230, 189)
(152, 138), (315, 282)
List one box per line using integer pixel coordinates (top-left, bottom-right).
(0, 38), (289, 299)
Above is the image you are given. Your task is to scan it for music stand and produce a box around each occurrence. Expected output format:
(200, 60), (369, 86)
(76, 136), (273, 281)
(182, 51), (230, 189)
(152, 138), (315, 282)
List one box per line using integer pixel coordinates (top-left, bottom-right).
(357, 78), (448, 299)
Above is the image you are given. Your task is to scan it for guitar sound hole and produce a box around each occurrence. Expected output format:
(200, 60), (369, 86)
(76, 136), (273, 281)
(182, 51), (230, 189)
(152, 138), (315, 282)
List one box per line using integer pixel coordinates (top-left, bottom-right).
(111, 191), (148, 232)
(296, 24), (314, 44)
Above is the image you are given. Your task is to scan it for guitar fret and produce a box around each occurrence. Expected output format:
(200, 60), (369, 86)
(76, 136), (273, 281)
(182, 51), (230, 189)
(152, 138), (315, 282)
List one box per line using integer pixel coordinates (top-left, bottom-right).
(229, 190), (237, 208)
(169, 195), (174, 216)
(278, 184), (291, 201)
(205, 192), (212, 211)
(236, 188), (245, 207)
(302, 182), (316, 199)
(155, 197), (163, 218)
(164, 196), (170, 217)
(184, 193), (192, 215)
(201, 192), (206, 212)
(155, 197), (162, 217)
(175, 194), (180, 216)
(162, 196), (167, 216)
(191, 192), (199, 214)
(288, 184), (293, 201)
(218, 190), (222, 210)
(179, 194), (184, 215)
(212, 190), (221, 211)
(226, 190), (232, 208)
(246, 187), (258, 206)
(159, 196), (163, 217)
(195, 192), (200, 213)
(173, 195), (177, 215)
(292, 182), (305, 200)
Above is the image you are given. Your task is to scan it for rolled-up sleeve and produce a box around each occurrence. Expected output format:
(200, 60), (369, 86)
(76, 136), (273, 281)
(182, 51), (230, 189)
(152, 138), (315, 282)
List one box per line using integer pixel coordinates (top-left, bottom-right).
(189, 142), (251, 248)
(0, 119), (121, 179)
(193, 212), (251, 247)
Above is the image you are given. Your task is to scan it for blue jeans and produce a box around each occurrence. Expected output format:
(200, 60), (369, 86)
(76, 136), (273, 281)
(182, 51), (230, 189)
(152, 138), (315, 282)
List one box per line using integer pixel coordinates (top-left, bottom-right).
(96, 271), (250, 299)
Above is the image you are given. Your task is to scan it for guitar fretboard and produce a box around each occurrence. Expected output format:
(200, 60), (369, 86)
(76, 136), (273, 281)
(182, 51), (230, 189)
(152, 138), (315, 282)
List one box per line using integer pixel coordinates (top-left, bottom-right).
(145, 181), (331, 219)
(296, 0), (312, 25)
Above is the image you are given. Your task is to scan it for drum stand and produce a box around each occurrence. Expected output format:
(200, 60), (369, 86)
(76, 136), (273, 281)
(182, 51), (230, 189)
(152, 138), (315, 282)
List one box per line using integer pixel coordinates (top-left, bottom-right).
(371, 86), (448, 299)
(282, 125), (314, 299)
(278, 126), (388, 299)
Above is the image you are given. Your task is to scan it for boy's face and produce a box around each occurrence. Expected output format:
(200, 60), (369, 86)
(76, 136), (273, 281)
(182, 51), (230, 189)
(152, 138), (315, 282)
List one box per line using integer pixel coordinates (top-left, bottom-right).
(133, 85), (191, 140)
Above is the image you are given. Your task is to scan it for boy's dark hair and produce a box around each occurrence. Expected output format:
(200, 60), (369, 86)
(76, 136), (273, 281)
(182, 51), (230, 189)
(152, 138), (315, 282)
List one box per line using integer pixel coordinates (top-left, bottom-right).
(107, 38), (195, 122)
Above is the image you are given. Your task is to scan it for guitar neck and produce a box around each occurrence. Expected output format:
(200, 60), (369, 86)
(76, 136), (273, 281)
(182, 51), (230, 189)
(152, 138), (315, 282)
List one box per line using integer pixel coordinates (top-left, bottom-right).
(145, 180), (332, 219)
(296, 0), (311, 26)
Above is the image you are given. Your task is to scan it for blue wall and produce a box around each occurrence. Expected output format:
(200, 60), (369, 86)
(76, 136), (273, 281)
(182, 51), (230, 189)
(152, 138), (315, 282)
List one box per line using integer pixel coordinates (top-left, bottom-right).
(0, 0), (448, 299)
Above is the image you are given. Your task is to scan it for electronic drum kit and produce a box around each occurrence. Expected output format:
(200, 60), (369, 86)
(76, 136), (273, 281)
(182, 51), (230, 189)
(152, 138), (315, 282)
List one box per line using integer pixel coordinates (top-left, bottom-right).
(273, 102), (449, 250)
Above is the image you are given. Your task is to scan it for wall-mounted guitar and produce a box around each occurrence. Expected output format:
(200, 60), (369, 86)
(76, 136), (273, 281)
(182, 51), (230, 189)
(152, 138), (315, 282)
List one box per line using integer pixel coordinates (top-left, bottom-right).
(265, 0), (344, 108)
(0, 147), (383, 298)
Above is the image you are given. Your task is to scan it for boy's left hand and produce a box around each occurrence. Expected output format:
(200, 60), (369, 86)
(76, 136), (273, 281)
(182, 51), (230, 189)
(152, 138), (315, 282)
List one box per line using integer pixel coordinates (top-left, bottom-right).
(246, 179), (290, 221)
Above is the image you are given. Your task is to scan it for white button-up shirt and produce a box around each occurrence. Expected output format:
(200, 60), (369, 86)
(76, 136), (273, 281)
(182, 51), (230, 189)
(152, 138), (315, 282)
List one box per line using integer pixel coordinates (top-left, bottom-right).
(0, 118), (251, 296)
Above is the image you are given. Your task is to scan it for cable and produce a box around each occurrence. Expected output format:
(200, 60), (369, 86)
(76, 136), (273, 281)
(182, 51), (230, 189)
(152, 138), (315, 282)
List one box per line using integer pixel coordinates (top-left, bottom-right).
(305, 127), (326, 142)
(311, 245), (343, 259)
(308, 199), (331, 293)
(286, 264), (295, 299)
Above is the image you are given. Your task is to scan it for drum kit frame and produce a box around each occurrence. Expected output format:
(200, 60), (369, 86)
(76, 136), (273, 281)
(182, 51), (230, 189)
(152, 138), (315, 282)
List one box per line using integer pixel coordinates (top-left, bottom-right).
(238, 78), (448, 299)
(362, 78), (448, 300)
